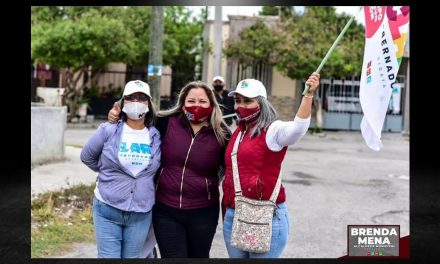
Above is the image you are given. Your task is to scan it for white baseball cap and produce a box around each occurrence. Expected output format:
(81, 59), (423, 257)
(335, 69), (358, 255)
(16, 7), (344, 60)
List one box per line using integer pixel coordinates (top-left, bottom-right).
(123, 80), (151, 98)
(228, 79), (267, 98)
(212, 75), (225, 83)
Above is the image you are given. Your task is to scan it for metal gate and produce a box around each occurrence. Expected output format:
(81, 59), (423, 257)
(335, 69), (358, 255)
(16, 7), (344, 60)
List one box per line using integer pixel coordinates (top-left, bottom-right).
(228, 61), (273, 95)
(309, 75), (406, 131)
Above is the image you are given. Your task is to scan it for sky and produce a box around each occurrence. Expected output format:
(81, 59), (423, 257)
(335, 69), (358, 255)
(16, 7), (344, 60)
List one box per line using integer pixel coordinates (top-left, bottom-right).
(188, 6), (365, 25)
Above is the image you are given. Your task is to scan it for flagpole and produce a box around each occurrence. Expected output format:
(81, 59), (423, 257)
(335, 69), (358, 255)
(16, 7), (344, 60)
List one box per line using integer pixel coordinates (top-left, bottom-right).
(222, 113), (237, 119)
(302, 6), (363, 95)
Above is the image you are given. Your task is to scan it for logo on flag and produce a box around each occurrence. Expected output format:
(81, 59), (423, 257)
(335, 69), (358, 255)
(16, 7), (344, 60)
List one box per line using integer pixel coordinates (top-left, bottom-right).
(359, 6), (409, 150)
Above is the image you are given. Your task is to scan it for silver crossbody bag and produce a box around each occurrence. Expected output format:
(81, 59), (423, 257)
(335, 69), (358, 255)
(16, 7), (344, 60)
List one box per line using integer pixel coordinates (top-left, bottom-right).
(230, 131), (282, 253)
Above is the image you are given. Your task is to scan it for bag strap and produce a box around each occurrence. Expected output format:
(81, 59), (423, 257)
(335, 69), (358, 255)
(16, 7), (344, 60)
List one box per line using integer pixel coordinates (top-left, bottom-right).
(231, 130), (282, 203)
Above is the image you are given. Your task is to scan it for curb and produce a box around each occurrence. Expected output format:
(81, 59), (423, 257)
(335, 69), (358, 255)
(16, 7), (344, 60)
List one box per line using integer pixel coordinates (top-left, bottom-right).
(67, 120), (106, 129)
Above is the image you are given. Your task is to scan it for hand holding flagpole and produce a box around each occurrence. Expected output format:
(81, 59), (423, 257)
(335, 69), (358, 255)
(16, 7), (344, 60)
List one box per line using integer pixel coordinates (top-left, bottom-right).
(302, 6), (363, 95)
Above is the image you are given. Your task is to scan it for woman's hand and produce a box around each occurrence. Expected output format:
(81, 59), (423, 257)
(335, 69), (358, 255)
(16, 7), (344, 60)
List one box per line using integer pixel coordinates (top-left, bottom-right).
(108, 102), (121, 123)
(304, 72), (320, 96)
(297, 72), (321, 118)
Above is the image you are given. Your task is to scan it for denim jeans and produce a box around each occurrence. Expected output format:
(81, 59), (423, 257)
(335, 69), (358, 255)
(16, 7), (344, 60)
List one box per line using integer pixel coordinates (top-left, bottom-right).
(93, 197), (153, 258)
(223, 202), (290, 258)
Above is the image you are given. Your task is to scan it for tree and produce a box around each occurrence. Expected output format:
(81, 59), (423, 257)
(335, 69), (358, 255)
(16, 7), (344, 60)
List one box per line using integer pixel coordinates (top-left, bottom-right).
(119, 6), (152, 65)
(163, 7), (205, 90)
(224, 7), (364, 78)
(32, 8), (137, 121)
(276, 6), (364, 79)
(224, 20), (282, 68)
(31, 6), (206, 118)
(260, 6), (294, 19)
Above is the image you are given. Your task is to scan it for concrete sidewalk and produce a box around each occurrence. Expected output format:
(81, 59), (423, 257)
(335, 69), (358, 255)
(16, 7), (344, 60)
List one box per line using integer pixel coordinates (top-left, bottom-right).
(31, 119), (108, 198)
(33, 126), (409, 258)
(31, 146), (97, 199)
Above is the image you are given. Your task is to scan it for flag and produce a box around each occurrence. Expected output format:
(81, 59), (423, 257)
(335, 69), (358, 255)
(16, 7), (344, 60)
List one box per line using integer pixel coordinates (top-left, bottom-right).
(359, 6), (409, 150)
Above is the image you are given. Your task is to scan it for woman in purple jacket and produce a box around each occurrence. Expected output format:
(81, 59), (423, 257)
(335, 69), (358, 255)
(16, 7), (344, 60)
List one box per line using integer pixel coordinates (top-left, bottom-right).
(109, 81), (230, 258)
(81, 80), (161, 258)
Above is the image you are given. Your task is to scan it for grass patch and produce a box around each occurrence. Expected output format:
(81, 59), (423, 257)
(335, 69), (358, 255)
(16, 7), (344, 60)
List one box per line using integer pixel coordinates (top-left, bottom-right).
(31, 183), (96, 258)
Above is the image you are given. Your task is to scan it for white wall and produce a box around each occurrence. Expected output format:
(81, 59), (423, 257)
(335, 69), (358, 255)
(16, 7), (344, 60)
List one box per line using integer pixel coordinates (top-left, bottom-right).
(31, 104), (67, 165)
(271, 68), (297, 98)
(203, 21), (230, 84)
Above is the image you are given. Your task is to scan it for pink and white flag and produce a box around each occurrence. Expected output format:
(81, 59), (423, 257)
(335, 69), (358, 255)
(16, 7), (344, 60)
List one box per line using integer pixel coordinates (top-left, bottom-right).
(360, 6), (409, 150)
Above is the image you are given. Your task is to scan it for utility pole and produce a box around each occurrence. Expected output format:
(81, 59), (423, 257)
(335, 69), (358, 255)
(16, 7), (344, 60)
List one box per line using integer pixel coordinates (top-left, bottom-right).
(148, 6), (164, 108)
(201, 6), (209, 82)
(213, 6), (222, 77)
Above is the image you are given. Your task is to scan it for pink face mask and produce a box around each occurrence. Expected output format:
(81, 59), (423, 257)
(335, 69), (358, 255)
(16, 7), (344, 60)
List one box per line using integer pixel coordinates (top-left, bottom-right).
(183, 105), (213, 124)
(235, 106), (260, 123)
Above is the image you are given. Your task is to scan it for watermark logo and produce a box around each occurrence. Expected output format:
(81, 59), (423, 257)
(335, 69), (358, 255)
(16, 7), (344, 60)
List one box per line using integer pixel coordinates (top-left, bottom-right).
(348, 225), (399, 256)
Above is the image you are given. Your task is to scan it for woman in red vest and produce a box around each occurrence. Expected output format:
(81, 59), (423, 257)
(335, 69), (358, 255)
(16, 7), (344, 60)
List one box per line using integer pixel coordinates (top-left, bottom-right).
(222, 72), (320, 258)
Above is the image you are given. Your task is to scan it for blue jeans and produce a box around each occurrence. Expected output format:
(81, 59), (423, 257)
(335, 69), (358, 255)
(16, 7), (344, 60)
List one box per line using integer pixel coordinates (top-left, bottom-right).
(93, 197), (153, 258)
(223, 202), (290, 258)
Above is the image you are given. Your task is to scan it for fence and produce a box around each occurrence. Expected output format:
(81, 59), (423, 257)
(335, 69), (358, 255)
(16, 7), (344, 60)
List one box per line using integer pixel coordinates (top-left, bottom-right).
(32, 66), (199, 118)
(228, 61), (273, 95)
(88, 69), (177, 117)
(306, 75), (406, 132)
(90, 70), (196, 107)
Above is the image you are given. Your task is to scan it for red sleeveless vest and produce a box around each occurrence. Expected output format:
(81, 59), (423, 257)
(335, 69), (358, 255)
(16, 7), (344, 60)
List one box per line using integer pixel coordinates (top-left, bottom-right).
(222, 123), (287, 212)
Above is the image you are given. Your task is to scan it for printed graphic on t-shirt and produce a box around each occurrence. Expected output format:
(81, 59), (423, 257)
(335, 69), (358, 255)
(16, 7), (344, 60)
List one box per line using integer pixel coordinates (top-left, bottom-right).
(118, 124), (152, 176)
(119, 142), (151, 166)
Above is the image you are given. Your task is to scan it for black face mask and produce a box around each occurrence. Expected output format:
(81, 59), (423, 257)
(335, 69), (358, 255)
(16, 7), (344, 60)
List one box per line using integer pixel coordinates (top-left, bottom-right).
(213, 85), (224, 92)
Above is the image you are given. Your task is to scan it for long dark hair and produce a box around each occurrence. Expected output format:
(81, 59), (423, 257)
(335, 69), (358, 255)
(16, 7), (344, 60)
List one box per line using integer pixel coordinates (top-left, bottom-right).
(118, 97), (157, 128)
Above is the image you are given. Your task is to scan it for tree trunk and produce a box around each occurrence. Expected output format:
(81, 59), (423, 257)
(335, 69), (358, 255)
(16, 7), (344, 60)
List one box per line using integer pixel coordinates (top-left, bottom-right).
(64, 68), (86, 122)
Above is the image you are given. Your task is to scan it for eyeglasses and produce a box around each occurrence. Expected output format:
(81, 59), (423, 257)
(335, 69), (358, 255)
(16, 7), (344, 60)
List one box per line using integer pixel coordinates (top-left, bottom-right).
(124, 94), (149, 102)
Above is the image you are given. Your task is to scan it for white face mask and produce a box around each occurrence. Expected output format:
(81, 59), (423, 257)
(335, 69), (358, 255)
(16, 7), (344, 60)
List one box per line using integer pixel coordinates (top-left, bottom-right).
(122, 102), (149, 120)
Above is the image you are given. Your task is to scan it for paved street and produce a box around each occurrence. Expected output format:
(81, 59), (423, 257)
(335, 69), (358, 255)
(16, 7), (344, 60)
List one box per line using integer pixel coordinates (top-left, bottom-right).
(33, 121), (409, 258)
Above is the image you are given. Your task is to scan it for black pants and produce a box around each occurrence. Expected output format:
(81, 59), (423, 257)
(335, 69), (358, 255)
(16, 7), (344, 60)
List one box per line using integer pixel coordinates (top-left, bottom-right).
(153, 201), (219, 258)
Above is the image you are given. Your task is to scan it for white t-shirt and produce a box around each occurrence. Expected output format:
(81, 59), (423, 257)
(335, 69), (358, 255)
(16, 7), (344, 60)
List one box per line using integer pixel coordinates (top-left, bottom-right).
(266, 116), (311, 152)
(118, 123), (152, 176)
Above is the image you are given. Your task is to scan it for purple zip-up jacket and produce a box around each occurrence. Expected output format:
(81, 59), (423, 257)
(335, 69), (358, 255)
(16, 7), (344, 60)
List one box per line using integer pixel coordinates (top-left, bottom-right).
(156, 113), (225, 209)
(81, 120), (161, 213)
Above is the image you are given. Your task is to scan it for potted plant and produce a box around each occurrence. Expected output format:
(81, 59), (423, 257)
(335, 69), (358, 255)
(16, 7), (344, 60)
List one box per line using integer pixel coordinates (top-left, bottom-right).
(76, 96), (90, 119)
